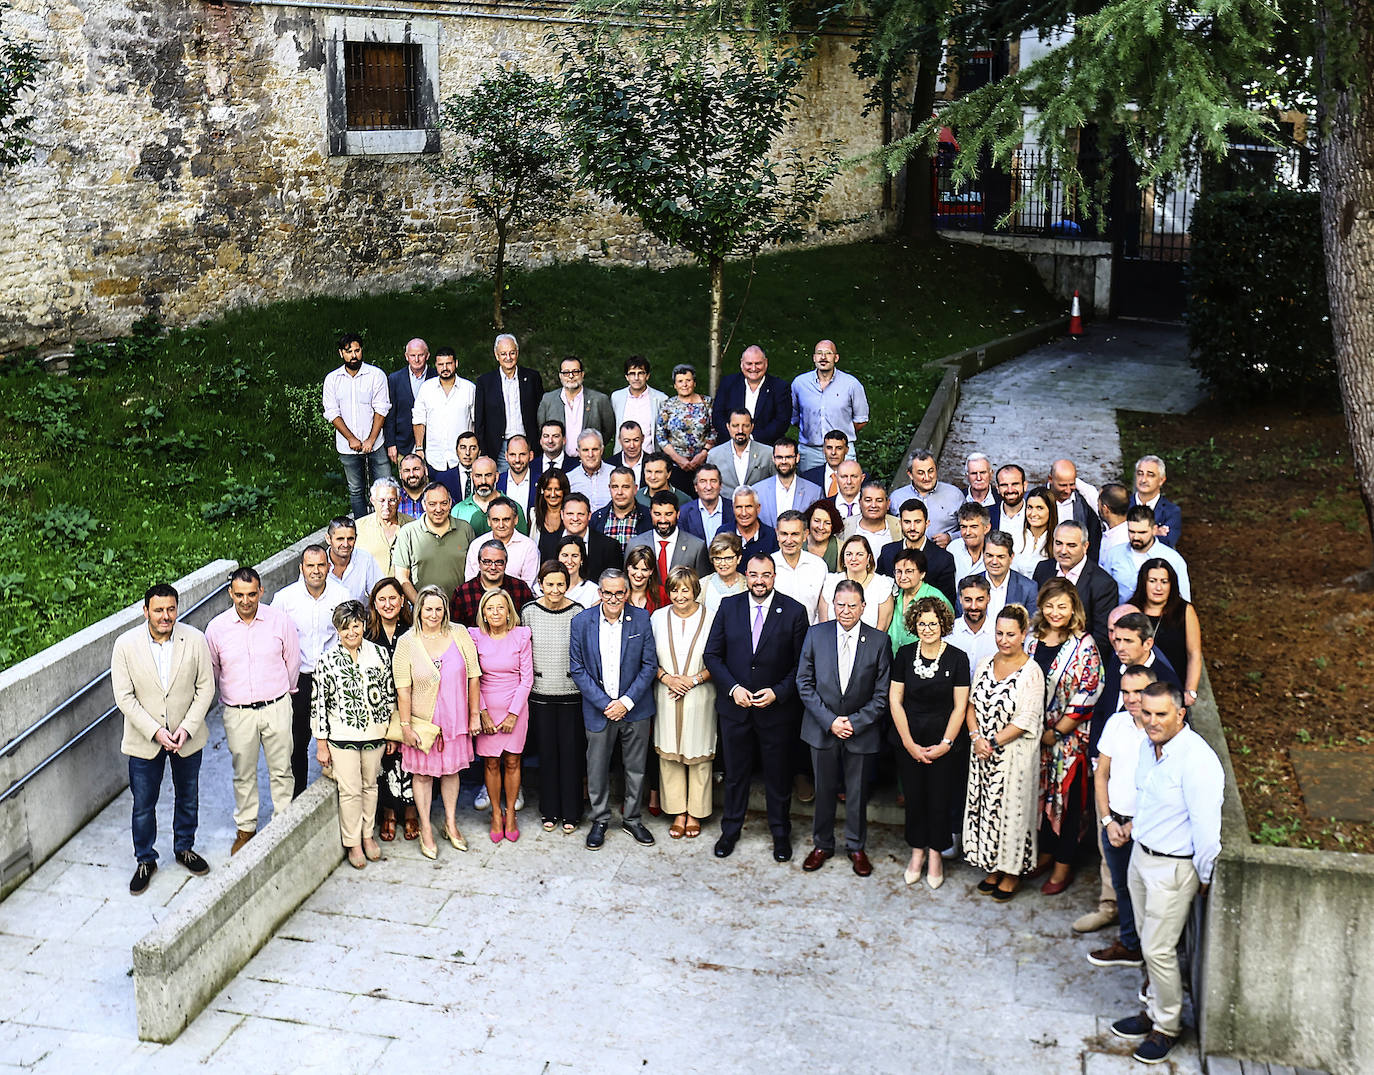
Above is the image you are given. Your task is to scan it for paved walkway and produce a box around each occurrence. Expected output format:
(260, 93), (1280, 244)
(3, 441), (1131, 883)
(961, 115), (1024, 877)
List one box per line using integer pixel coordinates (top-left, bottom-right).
(939, 321), (1203, 487)
(0, 321), (1211, 1074)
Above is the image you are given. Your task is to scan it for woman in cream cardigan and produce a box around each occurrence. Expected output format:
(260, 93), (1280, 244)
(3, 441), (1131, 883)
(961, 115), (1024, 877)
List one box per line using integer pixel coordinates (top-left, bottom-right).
(393, 585), (482, 860)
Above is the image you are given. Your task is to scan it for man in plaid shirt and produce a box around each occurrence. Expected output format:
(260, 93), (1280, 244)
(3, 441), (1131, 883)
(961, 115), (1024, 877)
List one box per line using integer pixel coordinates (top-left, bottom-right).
(450, 538), (534, 627)
(591, 467), (650, 550)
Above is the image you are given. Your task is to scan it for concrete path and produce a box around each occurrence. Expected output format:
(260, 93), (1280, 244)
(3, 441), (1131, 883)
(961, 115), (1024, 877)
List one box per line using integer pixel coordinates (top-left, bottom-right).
(939, 321), (1204, 487)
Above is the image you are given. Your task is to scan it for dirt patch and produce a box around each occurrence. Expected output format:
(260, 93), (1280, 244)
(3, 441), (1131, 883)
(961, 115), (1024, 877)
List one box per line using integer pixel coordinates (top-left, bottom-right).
(1120, 405), (1374, 852)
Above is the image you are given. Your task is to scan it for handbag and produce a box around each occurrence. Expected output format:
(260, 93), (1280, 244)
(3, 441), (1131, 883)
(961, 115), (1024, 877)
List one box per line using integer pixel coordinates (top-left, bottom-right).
(385, 712), (440, 752)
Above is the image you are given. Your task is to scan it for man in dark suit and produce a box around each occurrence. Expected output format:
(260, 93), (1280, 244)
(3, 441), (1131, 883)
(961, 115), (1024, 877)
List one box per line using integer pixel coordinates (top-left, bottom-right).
(626, 492), (710, 576)
(801, 430), (859, 497)
(796, 580), (892, 876)
(879, 500), (958, 606)
(556, 493), (624, 580)
(473, 333), (543, 471)
(963, 530), (1038, 616)
(1033, 520), (1117, 655)
(495, 435), (538, 515)
(711, 345), (792, 446)
(1050, 458), (1104, 561)
(591, 468), (651, 549)
(678, 464), (736, 542)
(529, 419), (579, 484)
(568, 570), (660, 850)
(384, 338), (434, 461)
(703, 555), (809, 863)
(1131, 453), (1183, 548)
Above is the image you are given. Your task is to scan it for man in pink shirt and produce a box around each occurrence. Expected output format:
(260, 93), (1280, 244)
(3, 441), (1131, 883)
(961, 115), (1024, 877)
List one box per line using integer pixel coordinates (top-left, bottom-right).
(205, 566), (301, 854)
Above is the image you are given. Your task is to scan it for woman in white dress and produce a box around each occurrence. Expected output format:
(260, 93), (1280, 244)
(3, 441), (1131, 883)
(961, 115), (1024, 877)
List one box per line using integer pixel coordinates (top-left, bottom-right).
(821, 535), (895, 630)
(699, 532), (746, 615)
(651, 566), (717, 839)
(1011, 486), (1055, 577)
(962, 603), (1045, 902)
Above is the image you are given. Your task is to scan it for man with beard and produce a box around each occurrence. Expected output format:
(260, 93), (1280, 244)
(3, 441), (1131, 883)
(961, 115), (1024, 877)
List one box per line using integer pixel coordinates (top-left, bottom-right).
(877, 500), (957, 606)
(948, 575), (997, 674)
(413, 347), (476, 499)
(995, 463), (1027, 533)
(706, 409), (775, 497)
(1102, 505), (1192, 603)
(755, 437), (821, 527)
(453, 456), (526, 538)
(324, 332), (392, 518)
(395, 453), (430, 518)
(627, 491), (710, 576)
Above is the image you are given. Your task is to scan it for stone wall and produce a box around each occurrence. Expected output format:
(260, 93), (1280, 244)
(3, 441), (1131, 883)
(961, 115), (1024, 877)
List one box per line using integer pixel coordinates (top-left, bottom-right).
(0, 0), (895, 352)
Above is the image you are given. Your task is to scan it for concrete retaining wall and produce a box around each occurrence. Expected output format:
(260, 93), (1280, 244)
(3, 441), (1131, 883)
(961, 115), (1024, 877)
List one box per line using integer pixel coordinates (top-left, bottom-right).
(133, 779), (342, 1042)
(941, 231), (1113, 317)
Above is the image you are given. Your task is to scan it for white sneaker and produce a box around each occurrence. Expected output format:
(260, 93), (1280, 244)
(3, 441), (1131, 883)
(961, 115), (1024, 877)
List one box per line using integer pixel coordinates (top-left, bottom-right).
(475, 787), (490, 810)
(514, 791), (524, 811)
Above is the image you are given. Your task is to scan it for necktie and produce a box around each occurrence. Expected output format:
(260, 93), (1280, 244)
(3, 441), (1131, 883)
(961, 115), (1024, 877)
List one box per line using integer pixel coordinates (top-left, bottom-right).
(463, 471), (473, 499)
(839, 633), (853, 691)
(827, 471), (838, 497)
(658, 540), (670, 582)
(751, 602), (765, 651)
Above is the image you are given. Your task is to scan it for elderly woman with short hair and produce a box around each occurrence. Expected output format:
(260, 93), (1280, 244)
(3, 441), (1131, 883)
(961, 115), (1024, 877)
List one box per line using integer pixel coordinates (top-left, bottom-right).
(656, 363), (716, 493)
(312, 600), (396, 869)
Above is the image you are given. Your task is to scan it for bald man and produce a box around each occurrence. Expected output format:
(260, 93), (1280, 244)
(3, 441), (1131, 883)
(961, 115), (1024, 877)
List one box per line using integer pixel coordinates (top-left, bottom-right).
(792, 339), (869, 471)
(1048, 458), (1103, 560)
(712, 345), (792, 446)
(385, 338), (434, 461)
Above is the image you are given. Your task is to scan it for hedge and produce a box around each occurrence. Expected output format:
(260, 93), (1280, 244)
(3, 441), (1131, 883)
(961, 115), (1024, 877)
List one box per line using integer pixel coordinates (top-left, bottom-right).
(1187, 190), (1336, 402)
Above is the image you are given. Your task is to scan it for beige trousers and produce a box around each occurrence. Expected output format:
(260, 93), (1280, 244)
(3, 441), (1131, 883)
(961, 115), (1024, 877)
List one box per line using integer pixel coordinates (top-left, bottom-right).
(659, 758), (713, 819)
(331, 743), (383, 847)
(223, 697), (294, 831)
(1127, 845), (1200, 1037)
(1096, 798), (1118, 913)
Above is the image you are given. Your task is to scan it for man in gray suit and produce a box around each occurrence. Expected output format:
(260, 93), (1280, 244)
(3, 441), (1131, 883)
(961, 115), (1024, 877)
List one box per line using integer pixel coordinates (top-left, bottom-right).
(797, 579), (891, 876)
(110, 582), (216, 895)
(535, 355), (616, 450)
(706, 409), (776, 497)
(627, 491), (711, 578)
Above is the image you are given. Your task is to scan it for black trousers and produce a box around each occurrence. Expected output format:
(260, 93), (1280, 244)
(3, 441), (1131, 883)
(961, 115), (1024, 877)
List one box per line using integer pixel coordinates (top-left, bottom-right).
(896, 748), (954, 851)
(290, 673), (313, 798)
(1040, 763), (1089, 865)
(532, 698), (585, 824)
(719, 711), (795, 839)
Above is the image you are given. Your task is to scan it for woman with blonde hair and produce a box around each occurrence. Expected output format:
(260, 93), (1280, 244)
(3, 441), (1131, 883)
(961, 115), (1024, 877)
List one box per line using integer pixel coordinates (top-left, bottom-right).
(699, 531), (746, 614)
(394, 584), (482, 859)
(821, 535), (895, 630)
(470, 589), (534, 843)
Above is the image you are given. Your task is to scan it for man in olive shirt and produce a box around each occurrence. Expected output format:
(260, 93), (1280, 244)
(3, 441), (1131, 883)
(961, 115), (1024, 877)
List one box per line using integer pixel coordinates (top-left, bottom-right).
(392, 482), (476, 603)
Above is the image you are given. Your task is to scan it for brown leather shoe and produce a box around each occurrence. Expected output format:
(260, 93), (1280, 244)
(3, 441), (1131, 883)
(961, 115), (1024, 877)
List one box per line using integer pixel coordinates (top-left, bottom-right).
(802, 847), (833, 872)
(848, 850), (873, 877)
(231, 829), (255, 855)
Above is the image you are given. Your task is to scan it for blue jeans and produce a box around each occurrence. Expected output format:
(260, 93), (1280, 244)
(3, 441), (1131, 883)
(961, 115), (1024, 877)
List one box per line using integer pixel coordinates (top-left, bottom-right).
(1102, 827), (1140, 950)
(129, 749), (202, 864)
(339, 447), (391, 518)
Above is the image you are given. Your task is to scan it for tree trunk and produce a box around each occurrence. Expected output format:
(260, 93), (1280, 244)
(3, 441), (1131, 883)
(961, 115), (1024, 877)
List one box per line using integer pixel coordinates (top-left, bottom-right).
(492, 222), (508, 331)
(881, 73), (894, 211)
(707, 256), (724, 395)
(900, 51), (940, 240)
(1318, 0), (1374, 586)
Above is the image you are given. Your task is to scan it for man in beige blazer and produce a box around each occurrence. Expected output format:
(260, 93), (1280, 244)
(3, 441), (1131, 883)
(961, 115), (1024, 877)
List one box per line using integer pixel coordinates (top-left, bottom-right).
(110, 582), (216, 895)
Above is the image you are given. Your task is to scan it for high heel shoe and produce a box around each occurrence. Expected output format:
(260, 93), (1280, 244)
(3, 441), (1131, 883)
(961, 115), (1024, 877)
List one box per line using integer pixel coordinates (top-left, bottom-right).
(903, 860), (923, 886)
(926, 868), (945, 890)
(444, 825), (468, 852)
(489, 828), (504, 844)
(419, 838), (438, 860)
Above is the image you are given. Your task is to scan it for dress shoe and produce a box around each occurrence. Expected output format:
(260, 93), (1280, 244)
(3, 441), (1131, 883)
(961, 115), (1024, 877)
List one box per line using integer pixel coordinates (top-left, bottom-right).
(802, 847), (833, 872)
(445, 825), (468, 852)
(1073, 907), (1118, 933)
(903, 863), (922, 886)
(772, 836), (792, 862)
(848, 850), (873, 877)
(230, 829), (255, 855)
(622, 819), (655, 846)
(1026, 859), (1053, 881)
(1040, 874), (1073, 896)
(175, 849), (210, 876)
(713, 833), (737, 858)
(793, 773), (815, 804)
(585, 821), (607, 850)
(419, 840), (438, 860)
(1088, 941), (1144, 968)
(129, 861), (156, 896)
(926, 869), (944, 890)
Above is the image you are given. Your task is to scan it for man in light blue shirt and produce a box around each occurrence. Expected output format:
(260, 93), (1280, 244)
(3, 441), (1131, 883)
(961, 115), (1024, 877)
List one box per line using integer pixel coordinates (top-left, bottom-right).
(890, 451), (965, 545)
(791, 339), (869, 471)
(1102, 505), (1191, 603)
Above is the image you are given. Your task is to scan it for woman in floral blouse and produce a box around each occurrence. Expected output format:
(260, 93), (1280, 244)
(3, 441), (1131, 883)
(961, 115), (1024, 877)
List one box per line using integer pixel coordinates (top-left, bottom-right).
(312, 600), (396, 869)
(656, 363), (716, 494)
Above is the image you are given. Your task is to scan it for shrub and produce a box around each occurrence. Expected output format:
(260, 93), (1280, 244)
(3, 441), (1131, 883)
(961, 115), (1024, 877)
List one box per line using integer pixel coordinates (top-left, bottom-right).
(201, 480), (275, 522)
(1187, 190), (1336, 403)
(37, 503), (98, 543)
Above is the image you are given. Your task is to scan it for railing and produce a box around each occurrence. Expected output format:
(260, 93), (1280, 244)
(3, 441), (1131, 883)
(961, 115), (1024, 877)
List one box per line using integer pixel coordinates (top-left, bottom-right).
(932, 147), (1101, 238)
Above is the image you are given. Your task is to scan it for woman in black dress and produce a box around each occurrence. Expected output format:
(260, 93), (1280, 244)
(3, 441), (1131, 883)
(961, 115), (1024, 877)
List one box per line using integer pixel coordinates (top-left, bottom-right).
(1128, 557), (1202, 710)
(534, 469), (573, 564)
(365, 577), (419, 842)
(889, 595), (970, 890)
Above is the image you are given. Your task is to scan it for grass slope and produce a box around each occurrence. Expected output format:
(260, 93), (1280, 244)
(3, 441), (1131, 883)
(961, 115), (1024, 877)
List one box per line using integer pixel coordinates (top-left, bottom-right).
(0, 238), (1056, 668)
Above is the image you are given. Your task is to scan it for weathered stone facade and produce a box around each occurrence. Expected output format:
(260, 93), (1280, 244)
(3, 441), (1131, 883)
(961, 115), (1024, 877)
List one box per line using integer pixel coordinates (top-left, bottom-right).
(1, 0), (895, 352)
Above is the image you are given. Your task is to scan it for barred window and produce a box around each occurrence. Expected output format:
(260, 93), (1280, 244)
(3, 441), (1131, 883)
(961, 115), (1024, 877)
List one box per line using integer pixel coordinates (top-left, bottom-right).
(326, 17), (439, 156)
(344, 42), (421, 131)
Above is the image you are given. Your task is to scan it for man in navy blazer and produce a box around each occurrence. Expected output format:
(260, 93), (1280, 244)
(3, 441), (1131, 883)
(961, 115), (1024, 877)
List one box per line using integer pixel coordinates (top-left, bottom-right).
(473, 334), (544, 469)
(959, 530), (1038, 615)
(568, 569), (659, 850)
(384, 338), (434, 460)
(1130, 453), (1183, 548)
(1050, 459), (1104, 560)
(796, 580), (892, 876)
(678, 465), (736, 542)
(1033, 521), (1118, 656)
(703, 555), (809, 863)
(710, 345), (791, 446)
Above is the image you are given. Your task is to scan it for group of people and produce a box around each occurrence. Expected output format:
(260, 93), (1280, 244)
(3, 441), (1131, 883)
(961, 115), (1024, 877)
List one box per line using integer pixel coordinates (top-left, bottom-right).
(111, 332), (1224, 1066)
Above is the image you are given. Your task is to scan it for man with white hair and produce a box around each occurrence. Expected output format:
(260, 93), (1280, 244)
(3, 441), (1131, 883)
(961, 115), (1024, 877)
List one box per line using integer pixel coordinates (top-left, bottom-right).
(1131, 454), (1182, 548)
(963, 452), (1001, 528)
(727, 485), (779, 562)
(355, 476), (415, 576)
(568, 429), (613, 512)
(384, 337), (433, 462)
(474, 333), (544, 472)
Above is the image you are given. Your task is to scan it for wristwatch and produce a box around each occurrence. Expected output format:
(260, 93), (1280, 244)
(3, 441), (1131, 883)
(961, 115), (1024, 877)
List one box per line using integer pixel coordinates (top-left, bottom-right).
(1101, 816), (1113, 829)
(940, 738), (954, 747)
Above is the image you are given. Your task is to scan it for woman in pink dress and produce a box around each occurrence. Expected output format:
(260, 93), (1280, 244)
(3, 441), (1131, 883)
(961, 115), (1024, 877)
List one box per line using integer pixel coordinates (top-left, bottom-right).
(470, 590), (534, 844)
(394, 585), (482, 860)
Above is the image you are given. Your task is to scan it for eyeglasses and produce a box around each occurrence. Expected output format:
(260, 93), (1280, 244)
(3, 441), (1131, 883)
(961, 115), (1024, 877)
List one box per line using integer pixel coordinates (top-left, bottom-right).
(478, 558), (507, 567)
(915, 621), (942, 631)
(600, 589), (628, 600)
(711, 553), (740, 562)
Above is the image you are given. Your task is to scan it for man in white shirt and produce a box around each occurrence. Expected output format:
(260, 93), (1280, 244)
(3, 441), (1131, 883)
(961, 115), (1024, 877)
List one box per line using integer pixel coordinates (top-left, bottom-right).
(949, 576), (997, 674)
(1103, 505), (1192, 603)
(772, 509), (828, 624)
(976, 530), (1037, 618)
(1110, 682), (1223, 1066)
(830, 459), (865, 522)
(568, 429), (613, 512)
(996, 463), (1027, 532)
(965, 452), (998, 510)
(323, 332), (392, 518)
(949, 502), (991, 580)
(891, 451), (963, 545)
(474, 333), (543, 472)
(609, 421), (647, 486)
(1097, 482), (1131, 563)
(756, 437), (821, 527)
(610, 356), (666, 453)
(464, 497), (539, 585)
(412, 347), (476, 501)
(325, 516), (380, 602)
(496, 435), (537, 516)
(844, 481), (901, 559)
(706, 409), (775, 497)
(271, 544), (350, 796)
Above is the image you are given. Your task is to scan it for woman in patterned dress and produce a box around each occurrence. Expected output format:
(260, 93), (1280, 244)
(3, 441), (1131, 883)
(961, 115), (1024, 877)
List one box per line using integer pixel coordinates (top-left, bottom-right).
(394, 585), (482, 860)
(470, 589), (534, 844)
(1026, 578), (1104, 894)
(311, 601), (395, 870)
(365, 577), (419, 843)
(963, 604), (1045, 902)
(656, 363), (716, 494)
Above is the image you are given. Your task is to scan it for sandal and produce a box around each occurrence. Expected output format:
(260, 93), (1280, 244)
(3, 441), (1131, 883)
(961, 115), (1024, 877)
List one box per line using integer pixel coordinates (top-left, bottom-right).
(379, 815), (397, 842)
(404, 815), (420, 841)
(684, 817), (701, 839)
(543, 819), (557, 832)
(669, 816), (687, 839)
(562, 822), (577, 834)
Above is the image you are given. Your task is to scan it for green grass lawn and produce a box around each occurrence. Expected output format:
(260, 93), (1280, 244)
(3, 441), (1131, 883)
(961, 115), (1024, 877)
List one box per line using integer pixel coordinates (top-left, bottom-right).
(0, 237), (1057, 668)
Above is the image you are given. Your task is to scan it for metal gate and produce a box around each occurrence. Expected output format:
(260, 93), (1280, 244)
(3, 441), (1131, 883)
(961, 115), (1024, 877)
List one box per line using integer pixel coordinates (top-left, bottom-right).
(1111, 161), (1200, 320)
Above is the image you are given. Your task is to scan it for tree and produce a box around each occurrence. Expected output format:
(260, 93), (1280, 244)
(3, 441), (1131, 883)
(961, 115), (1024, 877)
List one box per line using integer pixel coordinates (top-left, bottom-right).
(883, 0), (1374, 584)
(0, 3), (40, 170)
(429, 66), (576, 330)
(557, 28), (840, 392)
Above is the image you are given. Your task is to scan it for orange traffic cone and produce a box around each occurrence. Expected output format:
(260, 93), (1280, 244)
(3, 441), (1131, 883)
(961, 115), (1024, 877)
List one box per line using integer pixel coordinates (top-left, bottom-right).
(1069, 290), (1083, 336)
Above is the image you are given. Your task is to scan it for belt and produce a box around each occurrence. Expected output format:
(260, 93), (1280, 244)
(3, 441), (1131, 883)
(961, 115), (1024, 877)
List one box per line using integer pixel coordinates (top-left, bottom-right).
(1111, 811), (1133, 826)
(1138, 842), (1190, 860)
(229, 692), (288, 710)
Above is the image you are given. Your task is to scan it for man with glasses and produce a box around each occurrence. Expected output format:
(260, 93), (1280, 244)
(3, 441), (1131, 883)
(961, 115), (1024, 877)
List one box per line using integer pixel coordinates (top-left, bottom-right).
(611, 356), (666, 454)
(536, 355), (615, 453)
(569, 569), (660, 850)
(450, 538), (535, 627)
(463, 497), (538, 585)
(791, 339), (869, 471)
(756, 437), (821, 528)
